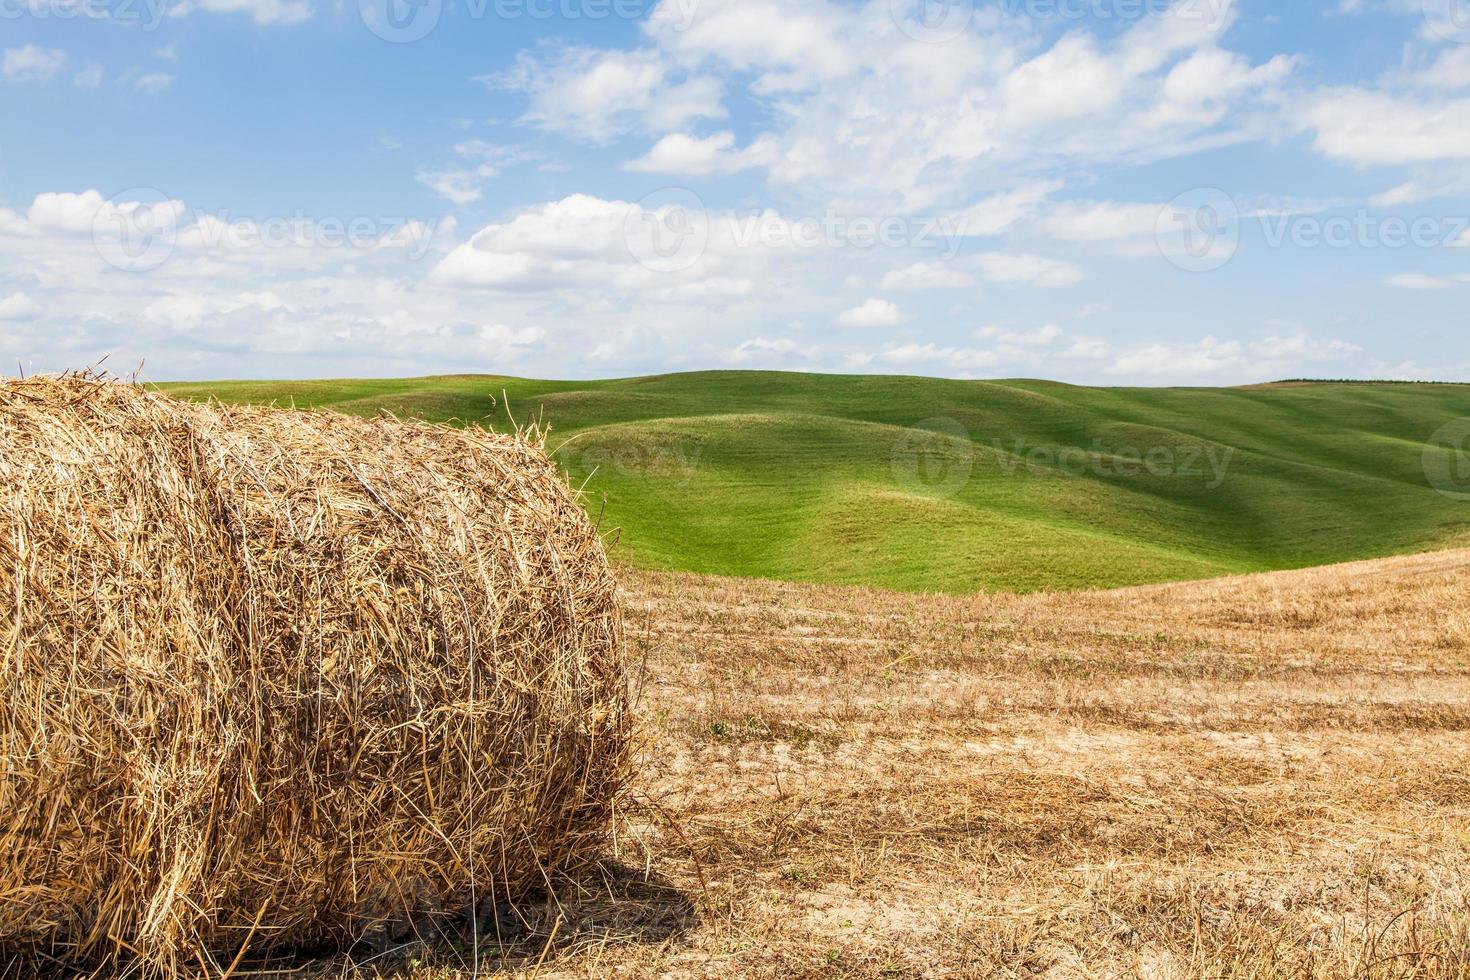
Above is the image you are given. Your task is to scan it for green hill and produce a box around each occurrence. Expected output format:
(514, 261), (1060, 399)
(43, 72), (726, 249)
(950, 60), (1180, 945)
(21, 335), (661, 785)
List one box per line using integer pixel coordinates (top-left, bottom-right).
(159, 372), (1470, 593)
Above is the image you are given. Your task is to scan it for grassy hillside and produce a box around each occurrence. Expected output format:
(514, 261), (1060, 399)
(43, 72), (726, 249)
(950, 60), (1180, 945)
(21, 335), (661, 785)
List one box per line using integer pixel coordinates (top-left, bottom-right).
(159, 372), (1470, 593)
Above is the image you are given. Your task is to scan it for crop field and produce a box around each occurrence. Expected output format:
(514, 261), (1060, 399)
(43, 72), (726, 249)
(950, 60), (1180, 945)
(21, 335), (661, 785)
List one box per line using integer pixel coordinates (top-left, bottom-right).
(309, 546), (1470, 979)
(162, 372), (1470, 593)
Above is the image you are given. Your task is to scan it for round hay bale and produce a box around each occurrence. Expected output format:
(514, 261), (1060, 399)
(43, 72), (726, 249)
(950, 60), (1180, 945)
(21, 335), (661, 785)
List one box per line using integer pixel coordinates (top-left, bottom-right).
(0, 374), (629, 974)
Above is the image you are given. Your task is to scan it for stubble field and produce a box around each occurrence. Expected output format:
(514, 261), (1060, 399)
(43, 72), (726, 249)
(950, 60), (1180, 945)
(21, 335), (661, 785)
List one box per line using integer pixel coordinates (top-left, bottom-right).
(340, 547), (1470, 979)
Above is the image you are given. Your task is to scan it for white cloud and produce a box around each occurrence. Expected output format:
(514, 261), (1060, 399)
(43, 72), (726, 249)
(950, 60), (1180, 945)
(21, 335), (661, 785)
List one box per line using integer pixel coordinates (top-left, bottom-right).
(0, 185), (1408, 384)
(25, 190), (185, 236)
(74, 64), (103, 89)
(1385, 272), (1470, 289)
(0, 188), (562, 378)
(649, 0), (854, 85)
(948, 182), (1063, 238)
(725, 335), (820, 364)
(488, 48), (724, 142)
(973, 253), (1084, 288)
(976, 323), (1064, 347)
(836, 298), (905, 328)
(831, 326), (1365, 385)
(173, 0), (311, 26)
(1036, 201), (1164, 242)
(432, 194), (634, 289)
(135, 72), (175, 93)
(863, 343), (1001, 372)
(4, 45), (66, 83)
(500, 0), (1288, 213)
(879, 261), (975, 291)
(416, 171), (486, 206)
(0, 293), (42, 320)
(1105, 334), (1361, 379)
(1001, 34), (1125, 128)
(1370, 181), (1432, 207)
(625, 132), (779, 175)
(416, 141), (541, 206)
(1298, 89), (1470, 164)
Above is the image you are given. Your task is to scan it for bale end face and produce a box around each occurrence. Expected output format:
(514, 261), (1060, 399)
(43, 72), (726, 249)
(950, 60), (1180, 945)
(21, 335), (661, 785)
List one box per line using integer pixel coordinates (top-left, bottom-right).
(0, 374), (630, 974)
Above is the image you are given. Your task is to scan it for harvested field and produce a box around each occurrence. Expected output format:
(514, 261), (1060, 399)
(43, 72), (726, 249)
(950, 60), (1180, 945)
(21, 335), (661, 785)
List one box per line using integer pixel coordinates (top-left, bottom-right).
(368, 548), (1470, 979)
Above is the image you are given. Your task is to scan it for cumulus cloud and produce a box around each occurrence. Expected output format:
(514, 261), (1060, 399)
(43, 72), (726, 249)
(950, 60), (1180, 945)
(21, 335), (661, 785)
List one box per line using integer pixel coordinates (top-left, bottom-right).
(74, 64), (103, 89)
(836, 298), (906, 328)
(879, 262), (975, 291)
(486, 48), (724, 142)
(414, 142), (530, 206)
(625, 132), (780, 175)
(1385, 272), (1470, 289)
(171, 0), (312, 26)
(135, 72), (175, 93)
(493, 0), (1290, 212)
(1105, 334), (1362, 379)
(0, 293), (42, 320)
(4, 45), (66, 82)
(828, 328), (1364, 384)
(973, 253), (1084, 288)
(1298, 89), (1470, 164)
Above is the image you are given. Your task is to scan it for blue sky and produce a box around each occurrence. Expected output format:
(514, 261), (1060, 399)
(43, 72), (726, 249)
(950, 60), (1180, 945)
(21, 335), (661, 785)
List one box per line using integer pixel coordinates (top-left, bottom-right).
(2, 0), (1470, 382)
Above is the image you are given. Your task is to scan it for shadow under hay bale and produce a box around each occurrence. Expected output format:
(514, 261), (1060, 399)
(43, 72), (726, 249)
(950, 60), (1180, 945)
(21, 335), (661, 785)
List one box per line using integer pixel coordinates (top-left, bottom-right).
(285, 862), (699, 978)
(0, 373), (632, 976)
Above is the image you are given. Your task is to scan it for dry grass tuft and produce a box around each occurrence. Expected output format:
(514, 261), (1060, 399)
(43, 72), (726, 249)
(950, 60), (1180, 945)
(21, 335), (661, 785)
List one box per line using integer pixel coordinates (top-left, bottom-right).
(0, 374), (630, 976)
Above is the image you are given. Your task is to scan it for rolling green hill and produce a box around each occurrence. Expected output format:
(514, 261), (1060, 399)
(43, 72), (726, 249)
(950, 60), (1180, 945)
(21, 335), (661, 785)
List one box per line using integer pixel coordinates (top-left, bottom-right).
(159, 372), (1470, 593)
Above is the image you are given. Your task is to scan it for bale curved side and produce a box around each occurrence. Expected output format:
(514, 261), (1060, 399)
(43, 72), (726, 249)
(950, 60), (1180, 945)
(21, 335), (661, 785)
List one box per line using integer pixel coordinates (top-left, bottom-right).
(0, 375), (629, 974)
